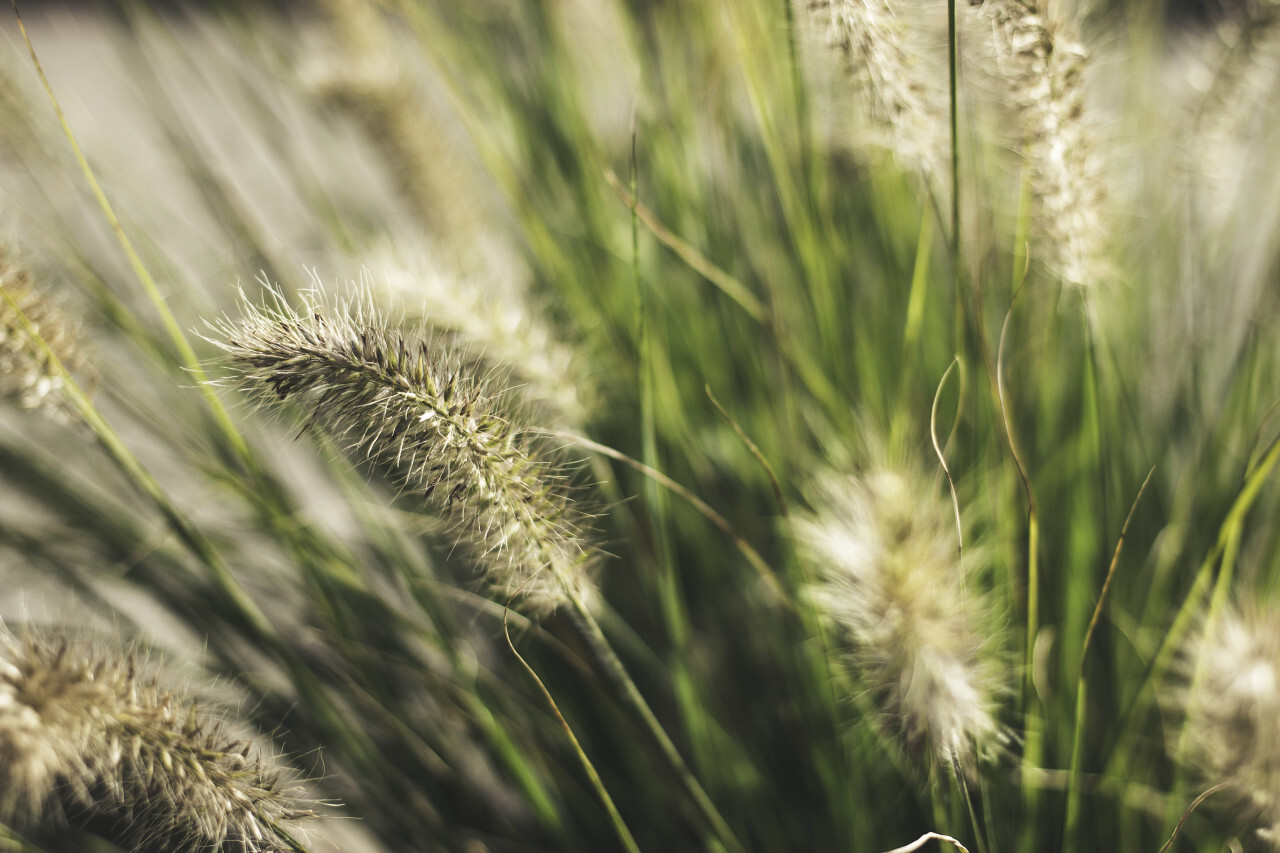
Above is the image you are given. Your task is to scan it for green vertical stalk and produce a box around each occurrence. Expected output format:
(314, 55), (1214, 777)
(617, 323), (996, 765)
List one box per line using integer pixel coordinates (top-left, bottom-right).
(13, 3), (249, 464)
(626, 124), (724, 847)
(996, 281), (1042, 853)
(947, 0), (962, 354)
(504, 610), (640, 853)
(952, 756), (988, 853)
(568, 594), (746, 853)
(892, 210), (936, 450)
(1162, 524), (1243, 837)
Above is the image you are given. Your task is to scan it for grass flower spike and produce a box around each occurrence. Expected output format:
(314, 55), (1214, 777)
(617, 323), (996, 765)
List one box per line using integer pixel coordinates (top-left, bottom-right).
(207, 283), (595, 614)
(798, 461), (1005, 772)
(815, 0), (949, 180)
(1176, 604), (1280, 844)
(977, 1), (1107, 287)
(0, 626), (312, 852)
(0, 248), (86, 420)
(368, 247), (589, 426)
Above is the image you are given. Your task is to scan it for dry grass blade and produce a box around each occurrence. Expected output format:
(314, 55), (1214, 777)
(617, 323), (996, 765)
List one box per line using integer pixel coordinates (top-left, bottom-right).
(882, 830), (970, 853)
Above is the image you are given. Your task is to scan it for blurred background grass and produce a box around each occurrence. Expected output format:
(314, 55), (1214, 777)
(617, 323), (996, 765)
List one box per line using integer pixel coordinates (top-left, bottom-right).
(2, 0), (1280, 850)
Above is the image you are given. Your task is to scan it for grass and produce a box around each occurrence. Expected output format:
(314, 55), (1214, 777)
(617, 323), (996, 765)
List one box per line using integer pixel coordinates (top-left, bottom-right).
(2, 0), (1280, 851)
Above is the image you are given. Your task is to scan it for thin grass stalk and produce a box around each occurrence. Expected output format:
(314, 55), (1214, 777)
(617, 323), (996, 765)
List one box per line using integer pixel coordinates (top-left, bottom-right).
(603, 165), (842, 422)
(1162, 523), (1244, 836)
(892, 210), (937, 451)
(334, 473), (563, 834)
(994, 277), (1043, 851)
(705, 384), (788, 518)
(503, 608), (641, 853)
(627, 124), (727, 846)
(726, 0), (837, 373)
(1083, 301), (1112, 538)
(551, 431), (786, 605)
(10, 2), (249, 463)
(706, 384), (859, 847)
(565, 593), (747, 853)
(1156, 784), (1228, 853)
(603, 169), (768, 324)
(0, 288), (276, 645)
(1012, 150), (1034, 296)
(1058, 296), (1111, 845)
(782, 0), (816, 225)
(1064, 468), (1155, 844)
(947, 0), (965, 364)
(1102, 432), (1280, 781)
(951, 754), (987, 853)
(948, 0), (960, 256)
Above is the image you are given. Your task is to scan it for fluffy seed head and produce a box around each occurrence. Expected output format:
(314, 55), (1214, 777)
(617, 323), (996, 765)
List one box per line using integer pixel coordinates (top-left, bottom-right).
(814, 0), (950, 181)
(206, 283), (595, 614)
(0, 248), (86, 419)
(0, 626), (313, 852)
(797, 461), (1005, 772)
(1175, 604), (1280, 844)
(976, 0), (1108, 287)
(365, 248), (589, 426)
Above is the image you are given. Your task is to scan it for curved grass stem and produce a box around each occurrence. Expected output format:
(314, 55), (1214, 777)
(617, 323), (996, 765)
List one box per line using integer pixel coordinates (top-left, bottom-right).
(566, 592), (746, 853)
(503, 604), (641, 853)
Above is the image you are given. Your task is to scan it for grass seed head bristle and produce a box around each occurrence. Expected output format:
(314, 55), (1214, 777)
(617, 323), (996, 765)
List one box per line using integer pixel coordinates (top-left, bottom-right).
(813, 0), (950, 181)
(1176, 604), (1280, 844)
(0, 247), (87, 421)
(975, 0), (1108, 287)
(797, 460), (1006, 773)
(0, 626), (314, 852)
(363, 247), (589, 427)
(206, 283), (596, 615)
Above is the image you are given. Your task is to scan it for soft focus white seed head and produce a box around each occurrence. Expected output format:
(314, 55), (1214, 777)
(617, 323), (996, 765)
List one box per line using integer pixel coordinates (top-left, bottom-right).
(973, 0), (1109, 288)
(798, 461), (1006, 772)
(814, 0), (951, 182)
(1176, 604), (1280, 843)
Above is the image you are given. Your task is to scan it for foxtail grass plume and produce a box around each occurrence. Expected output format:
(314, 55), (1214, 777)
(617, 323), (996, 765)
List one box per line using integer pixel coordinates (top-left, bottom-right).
(0, 247), (86, 420)
(1175, 604), (1280, 845)
(813, 0), (950, 181)
(797, 461), (1005, 772)
(0, 626), (313, 852)
(364, 246), (589, 427)
(975, 1), (1107, 287)
(206, 283), (595, 614)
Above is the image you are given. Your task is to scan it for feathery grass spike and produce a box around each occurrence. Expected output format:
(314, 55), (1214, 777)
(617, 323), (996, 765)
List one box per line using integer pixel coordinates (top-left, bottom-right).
(798, 459), (1006, 772)
(0, 248), (86, 421)
(816, 0), (949, 180)
(977, 1), (1106, 286)
(0, 626), (313, 852)
(1173, 604), (1280, 844)
(207, 283), (595, 614)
